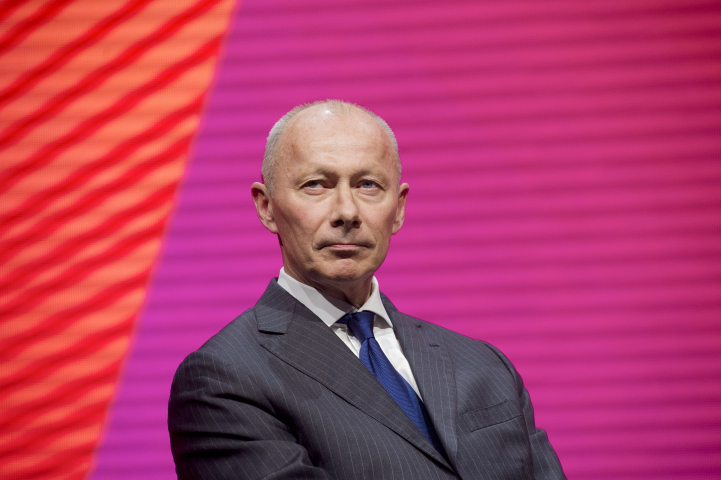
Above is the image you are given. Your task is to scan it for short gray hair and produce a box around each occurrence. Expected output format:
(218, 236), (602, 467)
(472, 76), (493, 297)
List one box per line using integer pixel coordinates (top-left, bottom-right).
(262, 99), (401, 195)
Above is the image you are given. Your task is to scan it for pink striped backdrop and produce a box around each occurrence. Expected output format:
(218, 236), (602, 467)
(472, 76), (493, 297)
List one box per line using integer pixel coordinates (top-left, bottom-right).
(1, 0), (719, 479)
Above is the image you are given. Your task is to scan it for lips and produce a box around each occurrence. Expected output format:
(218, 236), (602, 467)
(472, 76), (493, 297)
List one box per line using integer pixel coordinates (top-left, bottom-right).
(319, 241), (371, 249)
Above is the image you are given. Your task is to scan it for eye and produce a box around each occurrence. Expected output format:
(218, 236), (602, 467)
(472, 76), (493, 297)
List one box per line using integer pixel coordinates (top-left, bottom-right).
(359, 180), (379, 189)
(302, 180), (323, 189)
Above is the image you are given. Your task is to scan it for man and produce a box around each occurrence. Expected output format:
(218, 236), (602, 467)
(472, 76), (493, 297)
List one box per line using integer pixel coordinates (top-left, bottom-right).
(168, 100), (566, 479)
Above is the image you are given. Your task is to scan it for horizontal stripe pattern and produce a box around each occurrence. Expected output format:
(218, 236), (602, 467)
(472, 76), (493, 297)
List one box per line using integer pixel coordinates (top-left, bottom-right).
(0, 0), (234, 478)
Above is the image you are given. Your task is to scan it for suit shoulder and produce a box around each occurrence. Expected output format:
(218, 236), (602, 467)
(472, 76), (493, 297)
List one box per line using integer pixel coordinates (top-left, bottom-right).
(395, 309), (489, 346)
(382, 293), (501, 355)
(201, 307), (260, 350)
(171, 305), (275, 394)
(175, 306), (264, 374)
(395, 310), (520, 377)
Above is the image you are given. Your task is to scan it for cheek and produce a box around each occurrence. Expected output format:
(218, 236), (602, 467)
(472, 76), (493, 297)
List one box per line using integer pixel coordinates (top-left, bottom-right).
(366, 207), (398, 241)
(276, 204), (326, 244)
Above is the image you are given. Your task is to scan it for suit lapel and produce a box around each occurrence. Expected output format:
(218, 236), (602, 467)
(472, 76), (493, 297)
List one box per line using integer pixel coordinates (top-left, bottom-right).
(383, 295), (459, 467)
(255, 281), (452, 471)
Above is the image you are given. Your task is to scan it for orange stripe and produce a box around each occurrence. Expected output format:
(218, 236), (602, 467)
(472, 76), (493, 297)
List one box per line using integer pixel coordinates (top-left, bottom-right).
(2, 63), (215, 229)
(0, 269), (150, 363)
(0, 193), (171, 327)
(0, 0), (221, 150)
(1, 401), (110, 474)
(1, 357), (119, 430)
(1, 368), (120, 452)
(0, 1), (29, 26)
(0, 0), (210, 116)
(0, 0), (154, 106)
(1, 333), (126, 418)
(0, 95), (201, 230)
(0, 218), (167, 326)
(1, 131), (191, 261)
(0, 318), (133, 395)
(0, 35), (221, 193)
(0, 0), (236, 477)
(0, 0), (73, 55)
(2, 180), (174, 337)
(2, 444), (97, 480)
(1, 137), (192, 293)
(2, 394), (109, 456)
(0, 0), (74, 56)
(1, 298), (134, 380)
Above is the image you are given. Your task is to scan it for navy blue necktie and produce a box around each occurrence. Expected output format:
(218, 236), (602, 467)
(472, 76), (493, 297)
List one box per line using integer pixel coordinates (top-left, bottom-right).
(339, 311), (446, 456)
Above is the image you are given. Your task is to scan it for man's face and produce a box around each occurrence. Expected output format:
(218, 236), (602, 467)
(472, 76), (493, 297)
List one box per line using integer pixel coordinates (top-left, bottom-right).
(254, 107), (408, 298)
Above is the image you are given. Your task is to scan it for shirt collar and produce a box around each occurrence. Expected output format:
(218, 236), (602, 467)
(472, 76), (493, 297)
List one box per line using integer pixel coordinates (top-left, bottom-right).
(277, 267), (392, 328)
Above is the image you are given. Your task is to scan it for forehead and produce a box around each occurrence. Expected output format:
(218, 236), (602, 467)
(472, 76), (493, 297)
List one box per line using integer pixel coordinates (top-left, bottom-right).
(280, 106), (395, 175)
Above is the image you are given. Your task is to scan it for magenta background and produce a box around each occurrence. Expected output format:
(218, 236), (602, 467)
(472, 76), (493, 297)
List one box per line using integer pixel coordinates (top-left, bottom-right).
(92, 1), (721, 478)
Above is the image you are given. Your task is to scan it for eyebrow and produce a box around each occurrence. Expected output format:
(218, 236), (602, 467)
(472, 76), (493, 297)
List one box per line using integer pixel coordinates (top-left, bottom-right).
(303, 165), (385, 177)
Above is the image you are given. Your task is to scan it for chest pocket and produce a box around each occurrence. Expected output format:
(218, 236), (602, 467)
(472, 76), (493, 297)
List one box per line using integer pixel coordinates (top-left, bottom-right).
(461, 399), (521, 432)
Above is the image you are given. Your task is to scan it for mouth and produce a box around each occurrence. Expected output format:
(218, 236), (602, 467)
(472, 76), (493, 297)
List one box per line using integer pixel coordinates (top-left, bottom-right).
(319, 241), (371, 251)
(324, 243), (367, 250)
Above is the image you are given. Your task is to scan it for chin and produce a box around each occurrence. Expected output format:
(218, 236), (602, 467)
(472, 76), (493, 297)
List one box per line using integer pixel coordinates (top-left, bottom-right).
(319, 260), (373, 285)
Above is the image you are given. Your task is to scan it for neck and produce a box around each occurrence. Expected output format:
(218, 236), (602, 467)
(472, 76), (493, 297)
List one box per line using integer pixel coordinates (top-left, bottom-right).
(283, 267), (373, 308)
(329, 279), (373, 309)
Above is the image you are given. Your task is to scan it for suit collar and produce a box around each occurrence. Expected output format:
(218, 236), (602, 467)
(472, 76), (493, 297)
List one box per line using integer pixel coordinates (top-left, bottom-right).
(276, 268), (393, 327)
(255, 280), (453, 472)
(254, 279), (296, 333)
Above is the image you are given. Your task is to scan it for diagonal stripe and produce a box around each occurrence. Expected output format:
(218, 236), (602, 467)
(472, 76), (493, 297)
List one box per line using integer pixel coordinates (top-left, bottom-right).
(0, 0), (75, 57)
(0, 360), (126, 458)
(1, 137), (192, 291)
(0, 196), (171, 323)
(0, 318), (133, 397)
(0, 95), (203, 230)
(0, 0), (221, 149)
(0, 217), (167, 329)
(1, 187), (175, 314)
(2, 127), (192, 256)
(10, 451), (97, 480)
(0, 1), (237, 478)
(1, 442), (99, 480)
(0, 1), (29, 26)
(0, 0), (153, 108)
(2, 398), (108, 457)
(0, 269), (150, 361)
(0, 35), (222, 193)
(0, 359), (124, 432)
(0, 384), (116, 467)
(1, 160), (180, 271)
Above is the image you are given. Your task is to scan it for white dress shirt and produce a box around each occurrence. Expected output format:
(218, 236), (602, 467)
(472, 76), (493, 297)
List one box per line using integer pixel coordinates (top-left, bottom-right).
(277, 268), (423, 398)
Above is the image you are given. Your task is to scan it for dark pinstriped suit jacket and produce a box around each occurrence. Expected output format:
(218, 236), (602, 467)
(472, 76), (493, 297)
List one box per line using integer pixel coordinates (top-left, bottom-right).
(168, 280), (566, 479)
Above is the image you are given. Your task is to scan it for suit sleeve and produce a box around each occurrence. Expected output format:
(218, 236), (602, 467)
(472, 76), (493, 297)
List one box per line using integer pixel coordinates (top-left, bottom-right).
(168, 349), (334, 480)
(485, 344), (567, 480)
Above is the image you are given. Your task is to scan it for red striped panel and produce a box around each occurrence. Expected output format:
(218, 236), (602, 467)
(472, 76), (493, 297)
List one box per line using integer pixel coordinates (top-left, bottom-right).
(0, 0), (235, 478)
(0, 1), (76, 56)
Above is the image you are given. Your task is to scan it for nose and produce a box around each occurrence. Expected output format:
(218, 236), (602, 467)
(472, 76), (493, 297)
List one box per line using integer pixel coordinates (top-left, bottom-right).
(331, 184), (361, 230)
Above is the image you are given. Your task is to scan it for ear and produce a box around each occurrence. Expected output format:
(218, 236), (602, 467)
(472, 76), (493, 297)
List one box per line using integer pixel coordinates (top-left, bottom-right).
(251, 182), (279, 234)
(392, 182), (409, 234)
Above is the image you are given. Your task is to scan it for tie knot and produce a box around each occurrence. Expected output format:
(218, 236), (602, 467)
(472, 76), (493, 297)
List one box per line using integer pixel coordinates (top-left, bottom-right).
(339, 311), (375, 344)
